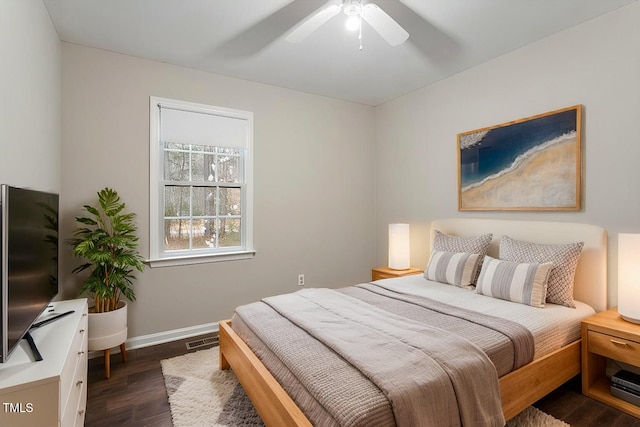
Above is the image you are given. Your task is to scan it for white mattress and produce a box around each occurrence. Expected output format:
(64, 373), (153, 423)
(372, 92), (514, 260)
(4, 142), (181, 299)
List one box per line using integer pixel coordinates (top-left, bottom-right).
(373, 275), (595, 359)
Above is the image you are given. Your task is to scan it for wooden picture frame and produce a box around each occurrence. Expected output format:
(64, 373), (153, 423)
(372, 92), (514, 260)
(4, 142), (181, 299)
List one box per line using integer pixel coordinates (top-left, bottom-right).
(457, 105), (582, 211)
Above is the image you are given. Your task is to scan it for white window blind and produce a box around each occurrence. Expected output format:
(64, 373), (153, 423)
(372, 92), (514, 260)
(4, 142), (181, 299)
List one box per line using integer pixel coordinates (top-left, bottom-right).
(149, 97), (254, 267)
(159, 106), (249, 149)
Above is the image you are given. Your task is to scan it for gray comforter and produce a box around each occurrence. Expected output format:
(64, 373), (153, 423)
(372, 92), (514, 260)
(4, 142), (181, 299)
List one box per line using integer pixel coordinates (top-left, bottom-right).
(233, 282), (535, 427)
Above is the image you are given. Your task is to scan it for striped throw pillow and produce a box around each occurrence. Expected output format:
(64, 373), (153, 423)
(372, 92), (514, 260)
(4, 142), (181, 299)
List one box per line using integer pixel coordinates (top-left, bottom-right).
(499, 236), (583, 308)
(432, 230), (492, 284)
(424, 251), (480, 289)
(475, 256), (552, 307)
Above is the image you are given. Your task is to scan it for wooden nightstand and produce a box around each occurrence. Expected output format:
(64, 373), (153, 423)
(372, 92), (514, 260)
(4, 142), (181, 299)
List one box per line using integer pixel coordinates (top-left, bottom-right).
(582, 308), (640, 418)
(371, 266), (423, 281)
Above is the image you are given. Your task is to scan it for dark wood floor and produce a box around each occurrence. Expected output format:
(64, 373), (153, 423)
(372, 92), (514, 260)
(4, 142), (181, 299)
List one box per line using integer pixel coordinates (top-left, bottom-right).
(536, 376), (640, 427)
(86, 335), (640, 426)
(85, 334), (218, 427)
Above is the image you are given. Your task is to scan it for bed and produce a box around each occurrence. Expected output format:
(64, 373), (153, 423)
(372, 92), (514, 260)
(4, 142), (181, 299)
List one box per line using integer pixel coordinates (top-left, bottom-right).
(219, 218), (607, 426)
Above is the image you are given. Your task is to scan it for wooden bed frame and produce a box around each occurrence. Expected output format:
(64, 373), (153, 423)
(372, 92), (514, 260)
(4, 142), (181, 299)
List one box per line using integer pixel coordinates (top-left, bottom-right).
(219, 218), (608, 425)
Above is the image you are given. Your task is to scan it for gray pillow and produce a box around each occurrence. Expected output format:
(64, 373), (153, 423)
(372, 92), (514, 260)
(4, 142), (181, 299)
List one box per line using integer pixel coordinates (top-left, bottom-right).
(431, 230), (492, 284)
(475, 256), (552, 308)
(499, 236), (584, 308)
(424, 251), (480, 289)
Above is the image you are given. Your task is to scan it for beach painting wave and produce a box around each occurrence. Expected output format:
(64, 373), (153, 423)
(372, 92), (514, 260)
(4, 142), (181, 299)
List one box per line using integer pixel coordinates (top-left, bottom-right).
(458, 105), (581, 210)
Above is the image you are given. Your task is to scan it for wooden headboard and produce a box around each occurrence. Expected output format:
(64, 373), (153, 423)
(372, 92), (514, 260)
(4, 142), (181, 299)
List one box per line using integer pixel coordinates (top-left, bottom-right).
(430, 218), (608, 312)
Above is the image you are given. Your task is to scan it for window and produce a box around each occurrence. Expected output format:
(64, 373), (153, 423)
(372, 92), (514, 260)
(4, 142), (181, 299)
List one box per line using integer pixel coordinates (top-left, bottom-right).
(149, 97), (254, 266)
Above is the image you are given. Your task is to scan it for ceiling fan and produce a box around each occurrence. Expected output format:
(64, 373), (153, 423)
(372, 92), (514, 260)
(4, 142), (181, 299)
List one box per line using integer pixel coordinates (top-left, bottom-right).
(285, 0), (409, 47)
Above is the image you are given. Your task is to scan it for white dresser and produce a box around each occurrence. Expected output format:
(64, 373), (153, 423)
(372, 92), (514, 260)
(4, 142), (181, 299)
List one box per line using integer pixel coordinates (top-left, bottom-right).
(0, 299), (88, 427)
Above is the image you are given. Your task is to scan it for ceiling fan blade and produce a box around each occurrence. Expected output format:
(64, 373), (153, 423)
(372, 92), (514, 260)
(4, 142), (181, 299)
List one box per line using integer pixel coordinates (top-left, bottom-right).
(362, 3), (409, 46)
(285, 4), (341, 43)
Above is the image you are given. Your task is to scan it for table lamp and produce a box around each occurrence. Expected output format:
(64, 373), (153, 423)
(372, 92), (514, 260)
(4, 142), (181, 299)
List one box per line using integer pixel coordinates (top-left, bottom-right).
(388, 223), (410, 270)
(618, 233), (640, 324)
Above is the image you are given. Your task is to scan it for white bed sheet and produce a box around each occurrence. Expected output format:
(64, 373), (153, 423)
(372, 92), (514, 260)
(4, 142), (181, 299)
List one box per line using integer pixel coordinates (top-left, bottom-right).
(373, 275), (595, 359)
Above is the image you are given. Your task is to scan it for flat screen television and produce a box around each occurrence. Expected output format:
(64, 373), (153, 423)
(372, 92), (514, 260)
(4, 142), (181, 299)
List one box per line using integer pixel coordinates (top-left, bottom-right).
(0, 184), (59, 363)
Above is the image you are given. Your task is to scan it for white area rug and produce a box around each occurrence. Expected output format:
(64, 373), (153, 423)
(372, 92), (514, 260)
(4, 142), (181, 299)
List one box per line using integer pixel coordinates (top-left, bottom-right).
(161, 347), (569, 427)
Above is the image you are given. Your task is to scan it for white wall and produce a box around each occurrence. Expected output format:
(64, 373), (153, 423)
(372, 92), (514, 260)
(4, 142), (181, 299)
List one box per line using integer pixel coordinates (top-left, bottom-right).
(375, 2), (640, 308)
(60, 43), (376, 339)
(0, 0), (61, 192)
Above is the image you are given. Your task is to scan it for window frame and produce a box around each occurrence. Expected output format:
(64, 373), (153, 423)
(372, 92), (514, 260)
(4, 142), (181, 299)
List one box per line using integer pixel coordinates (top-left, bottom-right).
(149, 96), (254, 267)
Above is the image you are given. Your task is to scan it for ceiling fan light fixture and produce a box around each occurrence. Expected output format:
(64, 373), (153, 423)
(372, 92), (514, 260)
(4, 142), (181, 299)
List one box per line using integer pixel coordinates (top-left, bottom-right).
(285, 0), (408, 47)
(344, 0), (362, 32)
(343, 0), (362, 15)
(345, 14), (361, 32)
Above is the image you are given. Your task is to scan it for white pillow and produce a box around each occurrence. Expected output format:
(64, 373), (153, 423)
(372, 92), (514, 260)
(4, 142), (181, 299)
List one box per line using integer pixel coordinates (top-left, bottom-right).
(475, 256), (552, 308)
(424, 251), (480, 289)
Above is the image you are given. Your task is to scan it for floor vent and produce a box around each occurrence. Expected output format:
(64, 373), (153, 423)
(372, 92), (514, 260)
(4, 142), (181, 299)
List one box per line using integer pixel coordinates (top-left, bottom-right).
(185, 336), (219, 350)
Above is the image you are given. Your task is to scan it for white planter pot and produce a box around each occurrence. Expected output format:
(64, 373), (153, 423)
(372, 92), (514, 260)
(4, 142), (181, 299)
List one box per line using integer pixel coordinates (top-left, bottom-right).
(88, 301), (128, 351)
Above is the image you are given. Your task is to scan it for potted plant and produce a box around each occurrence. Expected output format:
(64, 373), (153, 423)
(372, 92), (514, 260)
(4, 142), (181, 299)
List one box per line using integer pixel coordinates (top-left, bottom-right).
(68, 187), (144, 378)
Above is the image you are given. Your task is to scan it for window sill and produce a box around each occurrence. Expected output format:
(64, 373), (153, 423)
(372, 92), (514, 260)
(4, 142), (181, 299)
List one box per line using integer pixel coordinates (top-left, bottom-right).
(146, 250), (256, 268)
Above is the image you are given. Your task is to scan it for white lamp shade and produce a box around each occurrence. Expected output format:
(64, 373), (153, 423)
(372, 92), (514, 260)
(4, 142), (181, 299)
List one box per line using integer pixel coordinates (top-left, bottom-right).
(388, 223), (410, 270)
(618, 233), (640, 323)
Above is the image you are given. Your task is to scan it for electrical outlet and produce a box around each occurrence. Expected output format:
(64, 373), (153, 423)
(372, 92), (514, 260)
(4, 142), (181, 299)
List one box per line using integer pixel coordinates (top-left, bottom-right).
(298, 274), (305, 286)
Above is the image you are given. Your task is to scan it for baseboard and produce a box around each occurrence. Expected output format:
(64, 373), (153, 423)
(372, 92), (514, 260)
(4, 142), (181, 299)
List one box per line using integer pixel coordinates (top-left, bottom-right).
(88, 321), (219, 359)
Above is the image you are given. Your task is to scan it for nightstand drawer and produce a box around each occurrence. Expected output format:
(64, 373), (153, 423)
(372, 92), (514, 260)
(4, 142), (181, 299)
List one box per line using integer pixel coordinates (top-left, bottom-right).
(371, 267), (423, 281)
(588, 330), (640, 365)
(373, 272), (397, 280)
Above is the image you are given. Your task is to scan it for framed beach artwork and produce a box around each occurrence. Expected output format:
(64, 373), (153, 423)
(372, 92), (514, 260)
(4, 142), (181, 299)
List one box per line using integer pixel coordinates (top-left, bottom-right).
(457, 105), (582, 211)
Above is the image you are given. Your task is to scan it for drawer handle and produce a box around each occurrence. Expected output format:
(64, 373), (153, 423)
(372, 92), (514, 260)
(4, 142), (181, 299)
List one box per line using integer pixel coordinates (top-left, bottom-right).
(79, 329), (86, 333)
(611, 339), (629, 346)
(76, 380), (84, 386)
(78, 409), (85, 416)
(78, 351), (85, 356)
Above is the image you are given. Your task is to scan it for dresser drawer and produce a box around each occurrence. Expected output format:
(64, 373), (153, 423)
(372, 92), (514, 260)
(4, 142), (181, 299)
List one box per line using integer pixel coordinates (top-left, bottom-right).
(61, 369), (86, 427)
(588, 330), (640, 365)
(75, 384), (87, 427)
(61, 338), (87, 426)
(60, 306), (88, 413)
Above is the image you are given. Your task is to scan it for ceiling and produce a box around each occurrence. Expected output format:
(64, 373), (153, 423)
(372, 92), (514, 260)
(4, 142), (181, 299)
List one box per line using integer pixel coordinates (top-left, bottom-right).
(43, 0), (636, 106)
